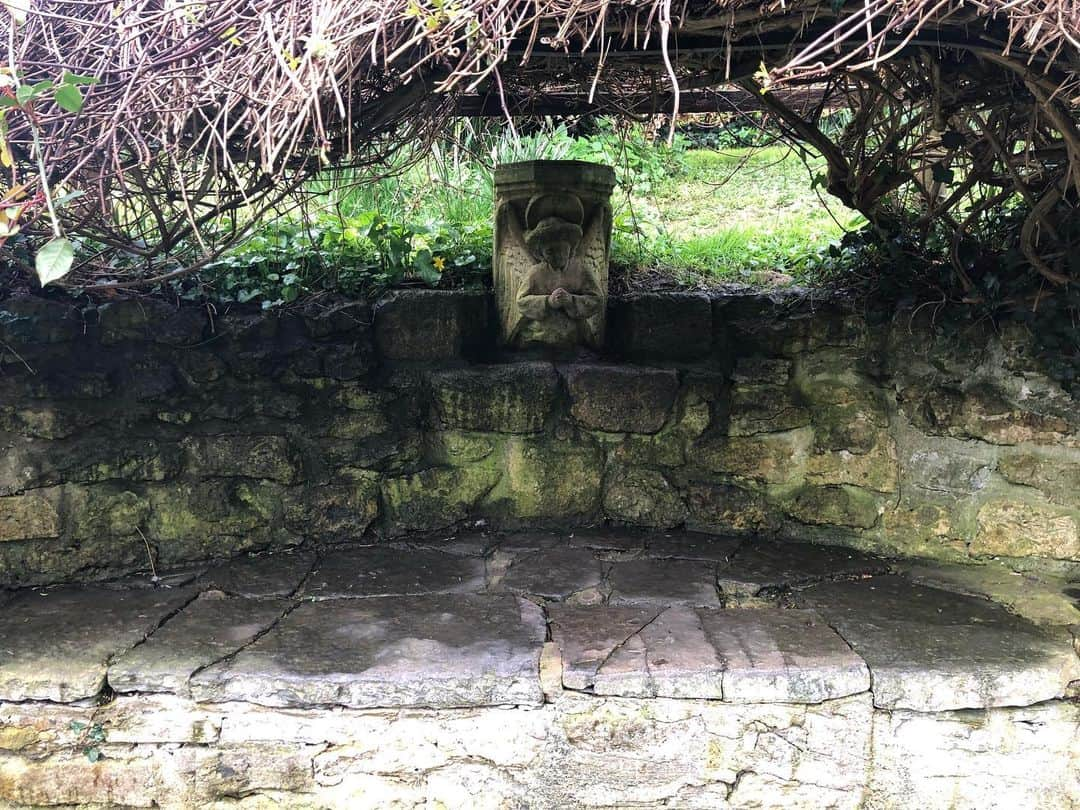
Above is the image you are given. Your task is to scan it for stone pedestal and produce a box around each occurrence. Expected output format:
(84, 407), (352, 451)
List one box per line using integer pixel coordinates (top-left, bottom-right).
(493, 160), (616, 351)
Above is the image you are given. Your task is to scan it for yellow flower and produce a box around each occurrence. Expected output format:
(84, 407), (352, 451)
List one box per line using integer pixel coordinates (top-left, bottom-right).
(433, 255), (446, 272)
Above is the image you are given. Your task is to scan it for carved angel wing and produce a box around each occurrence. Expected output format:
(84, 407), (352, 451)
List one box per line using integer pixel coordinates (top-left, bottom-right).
(576, 202), (612, 277)
(494, 202), (538, 339)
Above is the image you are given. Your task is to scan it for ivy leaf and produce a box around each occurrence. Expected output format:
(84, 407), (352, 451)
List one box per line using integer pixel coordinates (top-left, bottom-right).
(412, 249), (441, 286)
(930, 162), (955, 184)
(940, 130), (965, 150)
(54, 83), (84, 113)
(35, 237), (74, 286)
(61, 72), (99, 86)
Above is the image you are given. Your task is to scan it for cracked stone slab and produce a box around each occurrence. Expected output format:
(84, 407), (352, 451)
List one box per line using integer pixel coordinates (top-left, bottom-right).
(198, 547), (315, 597)
(593, 606), (724, 698)
(399, 531), (501, 558)
(717, 540), (891, 600)
(643, 532), (743, 563)
(190, 593), (546, 709)
(567, 529), (648, 557)
(302, 545), (486, 599)
(894, 559), (1080, 627)
(608, 558), (720, 606)
(493, 546), (606, 603)
(0, 585), (197, 701)
(698, 608), (870, 703)
(548, 604), (661, 690)
(100, 565), (207, 591)
(796, 576), (1080, 710)
(109, 592), (291, 695)
(490, 532), (571, 554)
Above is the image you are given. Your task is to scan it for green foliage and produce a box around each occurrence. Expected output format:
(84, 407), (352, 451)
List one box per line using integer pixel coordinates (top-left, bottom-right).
(69, 720), (105, 763)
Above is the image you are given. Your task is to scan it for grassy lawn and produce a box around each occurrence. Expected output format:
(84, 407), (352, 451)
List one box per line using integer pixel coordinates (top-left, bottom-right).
(615, 147), (863, 284)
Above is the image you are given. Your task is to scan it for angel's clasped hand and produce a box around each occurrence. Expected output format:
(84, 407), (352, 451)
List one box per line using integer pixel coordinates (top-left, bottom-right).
(548, 287), (571, 309)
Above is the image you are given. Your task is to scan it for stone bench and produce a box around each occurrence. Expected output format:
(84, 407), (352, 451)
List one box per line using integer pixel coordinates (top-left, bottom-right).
(1, 531), (1077, 808)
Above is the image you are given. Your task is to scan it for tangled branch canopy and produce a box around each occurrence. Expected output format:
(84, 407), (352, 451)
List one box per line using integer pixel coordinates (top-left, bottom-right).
(2, 0), (1078, 294)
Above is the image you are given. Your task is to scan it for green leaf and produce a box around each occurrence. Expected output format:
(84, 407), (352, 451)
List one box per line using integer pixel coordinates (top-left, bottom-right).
(14, 84), (33, 105)
(930, 162), (955, 184)
(84, 747), (101, 763)
(35, 237), (74, 286)
(940, 130), (965, 150)
(54, 84), (84, 113)
(61, 72), (99, 86)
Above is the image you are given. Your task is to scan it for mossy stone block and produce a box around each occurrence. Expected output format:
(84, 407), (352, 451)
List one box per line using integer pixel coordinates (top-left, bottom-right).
(607, 293), (713, 361)
(696, 428), (812, 484)
(181, 435), (299, 483)
(502, 437), (602, 519)
(566, 364), (678, 434)
(431, 363), (558, 434)
(380, 465), (500, 533)
(685, 482), (777, 534)
(374, 290), (490, 361)
(782, 484), (882, 529)
(0, 490), (61, 542)
(603, 467), (687, 528)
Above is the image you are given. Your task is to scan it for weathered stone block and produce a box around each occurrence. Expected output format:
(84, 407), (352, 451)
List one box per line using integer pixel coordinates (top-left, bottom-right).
(430, 362), (558, 433)
(381, 465), (500, 533)
(304, 545), (486, 599)
(607, 292), (713, 361)
(565, 364), (678, 433)
(493, 545), (606, 603)
(147, 480), (285, 548)
(731, 356), (792, 385)
(97, 299), (177, 345)
(0, 585), (197, 701)
(191, 594), (546, 709)
(0, 490), (61, 541)
(64, 485), (150, 539)
(782, 484), (881, 529)
(717, 539), (891, 600)
(0, 296), (83, 344)
(181, 434), (299, 483)
(603, 467), (687, 528)
(283, 472), (379, 538)
(696, 427), (812, 484)
(805, 438), (898, 493)
(797, 577), (1080, 711)
(913, 381), (1078, 446)
(868, 701), (1080, 810)
(109, 592), (290, 695)
(974, 497), (1080, 559)
(997, 450), (1080, 508)
(701, 608), (870, 703)
(198, 547), (315, 598)
(299, 300), (372, 340)
(501, 436), (602, 519)
(374, 289), (490, 361)
(727, 383), (811, 435)
(608, 559), (720, 607)
(685, 482), (776, 534)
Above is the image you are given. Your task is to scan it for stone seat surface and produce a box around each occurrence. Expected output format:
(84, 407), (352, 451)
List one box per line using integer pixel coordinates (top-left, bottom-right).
(0, 531), (1076, 715)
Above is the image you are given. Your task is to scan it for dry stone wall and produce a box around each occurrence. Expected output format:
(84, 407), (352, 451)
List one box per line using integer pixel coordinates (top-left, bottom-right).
(0, 289), (1078, 586)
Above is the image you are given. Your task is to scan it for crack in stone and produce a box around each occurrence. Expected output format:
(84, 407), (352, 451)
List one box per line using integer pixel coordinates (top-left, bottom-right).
(105, 586), (203, 670)
(181, 556), (318, 688)
(184, 597), (303, 688)
(591, 607), (667, 688)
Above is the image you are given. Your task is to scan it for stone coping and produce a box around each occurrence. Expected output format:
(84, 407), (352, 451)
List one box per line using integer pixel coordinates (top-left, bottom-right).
(1, 531), (1076, 715)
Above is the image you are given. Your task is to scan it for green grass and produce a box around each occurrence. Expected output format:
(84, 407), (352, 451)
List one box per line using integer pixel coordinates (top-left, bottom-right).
(613, 146), (864, 283)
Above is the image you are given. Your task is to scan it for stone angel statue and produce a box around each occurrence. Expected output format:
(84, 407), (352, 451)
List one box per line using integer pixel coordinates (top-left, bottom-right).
(496, 192), (611, 350)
